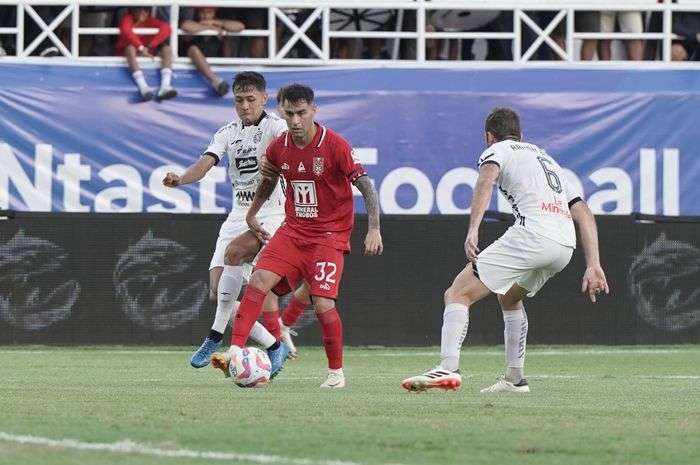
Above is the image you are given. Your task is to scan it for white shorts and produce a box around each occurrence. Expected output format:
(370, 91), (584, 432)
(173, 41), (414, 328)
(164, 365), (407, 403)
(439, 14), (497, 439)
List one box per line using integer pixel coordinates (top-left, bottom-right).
(600, 11), (643, 34)
(209, 212), (286, 279)
(475, 226), (573, 297)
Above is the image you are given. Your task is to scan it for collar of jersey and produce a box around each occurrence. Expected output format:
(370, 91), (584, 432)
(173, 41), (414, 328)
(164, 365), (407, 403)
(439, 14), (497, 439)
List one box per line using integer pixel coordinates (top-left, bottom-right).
(242, 111), (267, 128)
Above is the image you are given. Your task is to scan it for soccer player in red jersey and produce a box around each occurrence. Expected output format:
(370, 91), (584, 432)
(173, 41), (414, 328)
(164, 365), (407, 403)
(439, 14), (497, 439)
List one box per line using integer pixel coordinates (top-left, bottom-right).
(212, 83), (383, 388)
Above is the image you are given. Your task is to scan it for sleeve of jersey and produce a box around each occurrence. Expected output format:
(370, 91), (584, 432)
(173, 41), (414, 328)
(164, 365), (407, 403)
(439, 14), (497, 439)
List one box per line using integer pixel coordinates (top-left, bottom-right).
(203, 125), (229, 165)
(564, 177), (584, 208)
(337, 138), (367, 182)
(477, 146), (506, 169)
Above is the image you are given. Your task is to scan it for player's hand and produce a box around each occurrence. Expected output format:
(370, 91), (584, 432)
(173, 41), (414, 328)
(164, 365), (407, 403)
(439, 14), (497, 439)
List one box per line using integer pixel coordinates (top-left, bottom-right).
(465, 230), (479, 262)
(139, 47), (154, 59)
(246, 215), (271, 243)
(260, 157), (280, 179)
(364, 229), (383, 255)
(162, 172), (180, 187)
(581, 265), (609, 303)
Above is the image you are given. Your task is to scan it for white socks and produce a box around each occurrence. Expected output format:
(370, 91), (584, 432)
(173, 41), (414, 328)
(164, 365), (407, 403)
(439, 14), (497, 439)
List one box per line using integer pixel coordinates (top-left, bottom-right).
(440, 303), (469, 372)
(503, 308), (528, 383)
(211, 266), (244, 334)
(160, 68), (173, 89)
(131, 70), (151, 94)
(212, 265), (275, 347)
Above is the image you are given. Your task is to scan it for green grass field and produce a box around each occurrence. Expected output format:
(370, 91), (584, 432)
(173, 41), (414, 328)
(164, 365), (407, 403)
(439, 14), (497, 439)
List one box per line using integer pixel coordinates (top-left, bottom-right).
(1, 345), (699, 465)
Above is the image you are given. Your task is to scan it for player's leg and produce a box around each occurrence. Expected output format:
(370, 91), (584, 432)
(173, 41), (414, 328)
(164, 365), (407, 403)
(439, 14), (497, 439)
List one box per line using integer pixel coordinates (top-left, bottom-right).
(479, 285), (531, 394)
(261, 292), (282, 340)
(402, 263), (491, 392)
(212, 232), (300, 378)
(302, 246), (346, 388)
(313, 295), (345, 388)
(280, 282), (312, 358)
(191, 228), (260, 368)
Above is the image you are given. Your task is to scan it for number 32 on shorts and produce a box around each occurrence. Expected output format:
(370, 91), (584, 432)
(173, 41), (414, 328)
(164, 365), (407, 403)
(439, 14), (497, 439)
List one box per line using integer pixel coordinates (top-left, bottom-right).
(314, 261), (337, 289)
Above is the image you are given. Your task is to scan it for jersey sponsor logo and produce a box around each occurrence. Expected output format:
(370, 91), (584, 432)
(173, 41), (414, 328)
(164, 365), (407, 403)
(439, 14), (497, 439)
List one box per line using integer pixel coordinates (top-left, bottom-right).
(235, 190), (256, 204)
(235, 156), (259, 174)
(541, 199), (572, 218)
(297, 162), (306, 173)
(313, 157), (324, 176)
(291, 180), (318, 218)
(281, 163), (290, 171)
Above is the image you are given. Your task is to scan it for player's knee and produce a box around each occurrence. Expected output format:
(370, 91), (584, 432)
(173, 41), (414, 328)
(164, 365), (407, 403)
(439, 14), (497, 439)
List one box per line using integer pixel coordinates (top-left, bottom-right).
(247, 270), (274, 293)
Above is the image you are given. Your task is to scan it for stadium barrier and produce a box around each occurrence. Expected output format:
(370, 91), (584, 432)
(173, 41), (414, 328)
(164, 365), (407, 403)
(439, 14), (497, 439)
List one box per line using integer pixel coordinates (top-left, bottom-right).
(1, 211), (699, 345)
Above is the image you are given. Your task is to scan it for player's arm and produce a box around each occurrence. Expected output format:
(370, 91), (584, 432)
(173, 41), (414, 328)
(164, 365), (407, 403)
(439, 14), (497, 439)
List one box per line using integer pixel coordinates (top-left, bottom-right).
(569, 200), (610, 303)
(353, 175), (383, 255)
(245, 173), (280, 242)
(465, 163), (500, 262)
(163, 154), (217, 187)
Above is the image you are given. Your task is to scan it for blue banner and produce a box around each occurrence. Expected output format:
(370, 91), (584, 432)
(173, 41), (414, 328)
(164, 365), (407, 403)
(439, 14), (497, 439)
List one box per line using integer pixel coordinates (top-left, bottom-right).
(1, 64), (698, 215)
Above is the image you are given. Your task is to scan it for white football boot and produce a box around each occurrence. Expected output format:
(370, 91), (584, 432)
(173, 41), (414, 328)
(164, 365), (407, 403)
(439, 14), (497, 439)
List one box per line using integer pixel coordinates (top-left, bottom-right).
(279, 318), (298, 359)
(480, 377), (530, 393)
(320, 369), (345, 388)
(401, 367), (462, 392)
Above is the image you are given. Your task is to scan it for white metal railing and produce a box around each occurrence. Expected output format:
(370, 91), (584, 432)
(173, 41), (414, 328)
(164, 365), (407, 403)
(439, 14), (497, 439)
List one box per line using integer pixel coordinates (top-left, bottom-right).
(1, 0), (700, 66)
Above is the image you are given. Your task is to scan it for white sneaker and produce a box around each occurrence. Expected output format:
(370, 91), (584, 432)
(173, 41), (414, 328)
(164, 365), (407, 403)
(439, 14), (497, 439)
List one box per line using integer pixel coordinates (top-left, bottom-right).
(480, 378), (530, 393)
(401, 367), (462, 392)
(279, 318), (298, 359)
(320, 369), (345, 388)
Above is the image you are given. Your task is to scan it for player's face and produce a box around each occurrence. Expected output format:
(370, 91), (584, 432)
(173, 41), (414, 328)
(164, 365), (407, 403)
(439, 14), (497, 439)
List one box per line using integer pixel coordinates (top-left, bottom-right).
(234, 86), (268, 126)
(280, 100), (317, 140)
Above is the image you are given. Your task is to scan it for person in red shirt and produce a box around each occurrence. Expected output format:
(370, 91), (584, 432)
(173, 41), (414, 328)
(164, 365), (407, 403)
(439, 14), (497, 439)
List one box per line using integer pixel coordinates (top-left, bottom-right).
(212, 83), (383, 388)
(115, 7), (176, 101)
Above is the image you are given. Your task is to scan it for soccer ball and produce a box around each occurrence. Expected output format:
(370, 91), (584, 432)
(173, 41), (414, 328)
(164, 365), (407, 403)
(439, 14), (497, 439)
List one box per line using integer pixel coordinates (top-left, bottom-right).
(228, 346), (271, 388)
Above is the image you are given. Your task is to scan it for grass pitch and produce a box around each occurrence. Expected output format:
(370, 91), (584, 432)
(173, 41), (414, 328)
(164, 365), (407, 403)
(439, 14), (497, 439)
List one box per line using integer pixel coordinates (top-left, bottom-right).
(1, 345), (699, 465)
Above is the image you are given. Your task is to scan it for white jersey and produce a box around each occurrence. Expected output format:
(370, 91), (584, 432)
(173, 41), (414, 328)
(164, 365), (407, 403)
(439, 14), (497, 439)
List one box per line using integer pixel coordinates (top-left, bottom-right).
(205, 111), (287, 216)
(477, 140), (582, 248)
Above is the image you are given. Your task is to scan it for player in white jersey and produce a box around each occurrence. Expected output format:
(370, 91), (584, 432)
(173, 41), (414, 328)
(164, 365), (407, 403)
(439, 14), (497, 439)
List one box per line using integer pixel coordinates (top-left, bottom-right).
(402, 107), (609, 393)
(163, 72), (293, 376)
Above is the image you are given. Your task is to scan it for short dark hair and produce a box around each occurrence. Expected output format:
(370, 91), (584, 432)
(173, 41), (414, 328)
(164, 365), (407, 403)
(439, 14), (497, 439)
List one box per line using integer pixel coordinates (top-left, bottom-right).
(276, 86), (287, 104)
(233, 72), (266, 93)
(485, 107), (521, 141)
(281, 84), (314, 105)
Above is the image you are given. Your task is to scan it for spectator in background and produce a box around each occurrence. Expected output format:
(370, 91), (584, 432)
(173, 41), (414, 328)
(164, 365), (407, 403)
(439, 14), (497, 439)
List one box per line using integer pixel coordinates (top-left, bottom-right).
(181, 6), (244, 96)
(577, 11), (600, 60)
(115, 7), (176, 101)
(672, 10), (700, 60)
(598, 11), (644, 60)
(79, 6), (117, 56)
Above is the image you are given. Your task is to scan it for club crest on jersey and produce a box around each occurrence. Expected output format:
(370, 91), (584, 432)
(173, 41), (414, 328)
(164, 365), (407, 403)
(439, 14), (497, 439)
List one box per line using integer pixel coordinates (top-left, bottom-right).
(313, 157), (324, 176)
(254, 129), (262, 144)
(297, 162), (306, 173)
(281, 163), (290, 171)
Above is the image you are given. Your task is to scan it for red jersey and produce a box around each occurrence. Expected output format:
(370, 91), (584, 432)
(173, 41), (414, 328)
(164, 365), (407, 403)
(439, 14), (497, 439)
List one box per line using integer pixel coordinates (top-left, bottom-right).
(115, 15), (171, 55)
(265, 123), (366, 252)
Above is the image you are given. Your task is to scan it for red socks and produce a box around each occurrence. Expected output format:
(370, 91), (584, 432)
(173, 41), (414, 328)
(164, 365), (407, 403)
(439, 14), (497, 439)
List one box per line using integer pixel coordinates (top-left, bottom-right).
(262, 310), (281, 339)
(281, 297), (307, 327)
(231, 286), (266, 347)
(317, 308), (343, 370)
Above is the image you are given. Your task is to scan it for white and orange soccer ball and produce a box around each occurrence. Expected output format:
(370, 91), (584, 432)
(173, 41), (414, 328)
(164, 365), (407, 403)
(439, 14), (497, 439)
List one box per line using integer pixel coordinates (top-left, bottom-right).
(228, 346), (272, 388)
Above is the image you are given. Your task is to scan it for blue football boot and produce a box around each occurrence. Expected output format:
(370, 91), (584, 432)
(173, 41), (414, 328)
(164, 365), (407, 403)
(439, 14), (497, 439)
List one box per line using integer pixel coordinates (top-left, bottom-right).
(190, 336), (221, 368)
(267, 342), (291, 380)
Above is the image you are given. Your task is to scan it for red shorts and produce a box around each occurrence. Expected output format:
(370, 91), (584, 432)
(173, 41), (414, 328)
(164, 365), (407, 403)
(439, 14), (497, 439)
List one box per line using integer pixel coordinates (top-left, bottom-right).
(256, 230), (346, 299)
